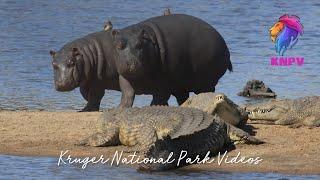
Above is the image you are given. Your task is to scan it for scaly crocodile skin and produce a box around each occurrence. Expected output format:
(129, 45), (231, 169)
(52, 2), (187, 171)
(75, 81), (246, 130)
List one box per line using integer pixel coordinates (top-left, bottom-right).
(77, 106), (263, 171)
(246, 96), (320, 127)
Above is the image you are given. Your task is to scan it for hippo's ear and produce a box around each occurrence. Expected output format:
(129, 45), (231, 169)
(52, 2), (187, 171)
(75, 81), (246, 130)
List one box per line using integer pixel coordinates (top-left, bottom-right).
(72, 47), (80, 57)
(49, 50), (56, 57)
(138, 29), (148, 42)
(112, 30), (119, 37)
(138, 29), (146, 39)
(72, 47), (78, 53)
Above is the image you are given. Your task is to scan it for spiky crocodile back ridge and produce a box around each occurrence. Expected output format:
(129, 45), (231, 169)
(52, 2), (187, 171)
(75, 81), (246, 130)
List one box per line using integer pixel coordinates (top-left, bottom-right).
(100, 106), (216, 138)
(292, 96), (320, 109)
(139, 115), (229, 171)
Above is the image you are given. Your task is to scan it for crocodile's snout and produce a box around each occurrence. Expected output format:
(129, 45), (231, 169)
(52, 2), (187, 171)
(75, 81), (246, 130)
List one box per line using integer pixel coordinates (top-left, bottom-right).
(216, 95), (224, 100)
(249, 108), (272, 114)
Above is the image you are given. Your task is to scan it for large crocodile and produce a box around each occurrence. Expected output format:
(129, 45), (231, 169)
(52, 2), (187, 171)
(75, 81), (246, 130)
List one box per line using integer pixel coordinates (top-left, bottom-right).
(245, 96), (320, 127)
(77, 106), (262, 170)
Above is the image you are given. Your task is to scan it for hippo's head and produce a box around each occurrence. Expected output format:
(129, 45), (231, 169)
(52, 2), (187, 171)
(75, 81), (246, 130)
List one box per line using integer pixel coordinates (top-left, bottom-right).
(111, 28), (157, 72)
(50, 47), (84, 91)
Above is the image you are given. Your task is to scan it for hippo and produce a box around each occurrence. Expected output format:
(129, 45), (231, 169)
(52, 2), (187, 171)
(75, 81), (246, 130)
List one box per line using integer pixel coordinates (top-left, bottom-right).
(50, 14), (231, 111)
(111, 14), (232, 106)
(50, 31), (119, 111)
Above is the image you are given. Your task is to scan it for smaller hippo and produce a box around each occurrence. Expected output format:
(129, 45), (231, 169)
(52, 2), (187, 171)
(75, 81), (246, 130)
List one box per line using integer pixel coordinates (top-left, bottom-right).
(50, 31), (120, 111)
(104, 20), (113, 31)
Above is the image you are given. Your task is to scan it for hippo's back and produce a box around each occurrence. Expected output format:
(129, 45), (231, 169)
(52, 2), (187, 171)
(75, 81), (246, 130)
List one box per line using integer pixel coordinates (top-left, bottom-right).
(141, 14), (231, 92)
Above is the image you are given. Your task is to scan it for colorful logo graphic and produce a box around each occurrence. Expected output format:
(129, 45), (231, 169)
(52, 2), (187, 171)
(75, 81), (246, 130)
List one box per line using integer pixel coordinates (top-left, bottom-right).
(269, 14), (303, 56)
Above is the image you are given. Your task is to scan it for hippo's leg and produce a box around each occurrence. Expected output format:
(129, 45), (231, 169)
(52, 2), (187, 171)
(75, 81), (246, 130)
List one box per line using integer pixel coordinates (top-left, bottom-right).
(174, 92), (189, 105)
(194, 86), (215, 94)
(118, 75), (135, 108)
(80, 86), (89, 101)
(151, 94), (170, 106)
(80, 87), (105, 112)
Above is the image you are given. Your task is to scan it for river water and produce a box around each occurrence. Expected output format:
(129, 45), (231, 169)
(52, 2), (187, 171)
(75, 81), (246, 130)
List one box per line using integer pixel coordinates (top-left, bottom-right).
(0, 155), (318, 179)
(0, 0), (319, 179)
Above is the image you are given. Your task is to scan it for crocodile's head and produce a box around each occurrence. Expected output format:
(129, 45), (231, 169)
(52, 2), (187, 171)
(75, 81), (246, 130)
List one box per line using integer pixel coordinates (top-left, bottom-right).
(213, 94), (248, 126)
(182, 93), (248, 126)
(211, 93), (233, 112)
(245, 99), (290, 121)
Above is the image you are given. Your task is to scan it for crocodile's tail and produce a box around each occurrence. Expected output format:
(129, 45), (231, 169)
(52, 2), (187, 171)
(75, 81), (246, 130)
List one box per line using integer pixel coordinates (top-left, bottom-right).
(138, 119), (229, 172)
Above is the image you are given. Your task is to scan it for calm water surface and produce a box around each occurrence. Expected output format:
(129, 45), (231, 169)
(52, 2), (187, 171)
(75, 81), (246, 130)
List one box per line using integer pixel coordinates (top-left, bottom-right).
(0, 155), (319, 180)
(0, 0), (319, 111)
(0, 0), (319, 179)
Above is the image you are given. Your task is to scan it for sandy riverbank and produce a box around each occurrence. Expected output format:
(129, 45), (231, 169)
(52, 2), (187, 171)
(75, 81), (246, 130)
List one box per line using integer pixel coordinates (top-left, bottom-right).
(0, 110), (319, 175)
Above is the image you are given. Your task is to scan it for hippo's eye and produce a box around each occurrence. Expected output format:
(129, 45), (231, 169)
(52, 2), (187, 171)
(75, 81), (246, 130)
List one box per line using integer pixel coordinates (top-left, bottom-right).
(135, 41), (142, 49)
(67, 58), (75, 67)
(116, 41), (126, 50)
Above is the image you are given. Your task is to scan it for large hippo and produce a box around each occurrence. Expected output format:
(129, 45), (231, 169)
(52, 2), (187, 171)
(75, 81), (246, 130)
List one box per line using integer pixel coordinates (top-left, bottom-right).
(50, 14), (231, 111)
(111, 14), (232, 106)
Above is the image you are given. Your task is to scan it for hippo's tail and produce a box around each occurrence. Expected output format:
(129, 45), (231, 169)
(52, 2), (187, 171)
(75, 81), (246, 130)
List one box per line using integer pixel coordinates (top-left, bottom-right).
(228, 60), (233, 72)
(226, 49), (233, 72)
(227, 60), (233, 72)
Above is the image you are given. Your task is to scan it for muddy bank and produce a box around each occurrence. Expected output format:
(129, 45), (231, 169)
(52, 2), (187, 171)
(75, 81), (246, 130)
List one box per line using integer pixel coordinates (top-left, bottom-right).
(0, 111), (319, 175)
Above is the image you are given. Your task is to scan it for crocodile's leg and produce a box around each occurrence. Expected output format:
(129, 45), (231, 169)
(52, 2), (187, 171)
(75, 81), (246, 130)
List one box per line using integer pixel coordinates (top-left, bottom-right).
(226, 123), (263, 144)
(275, 116), (297, 126)
(76, 129), (120, 147)
(121, 126), (158, 153)
(302, 116), (320, 127)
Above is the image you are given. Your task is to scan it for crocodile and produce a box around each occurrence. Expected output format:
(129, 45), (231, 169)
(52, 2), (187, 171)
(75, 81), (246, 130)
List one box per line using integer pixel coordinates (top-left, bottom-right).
(238, 80), (276, 98)
(181, 92), (248, 127)
(245, 96), (320, 127)
(77, 106), (262, 170)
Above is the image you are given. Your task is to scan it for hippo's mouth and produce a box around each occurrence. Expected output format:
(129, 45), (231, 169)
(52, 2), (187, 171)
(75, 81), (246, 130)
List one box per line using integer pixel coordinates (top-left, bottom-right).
(53, 65), (82, 92)
(54, 81), (78, 91)
(54, 76), (79, 92)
